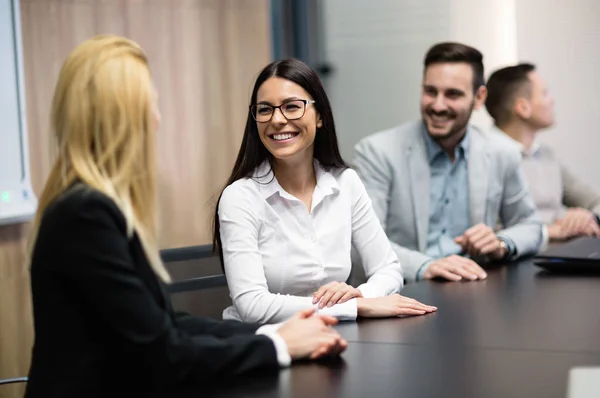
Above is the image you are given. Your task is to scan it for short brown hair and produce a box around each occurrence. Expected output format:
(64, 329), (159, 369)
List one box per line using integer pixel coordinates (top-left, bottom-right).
(424, 42), (485, 91)
(485, 63), (536, 126)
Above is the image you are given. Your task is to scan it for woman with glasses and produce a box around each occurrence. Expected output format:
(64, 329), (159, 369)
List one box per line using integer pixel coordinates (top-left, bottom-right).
(213, 58), (436, 325)
(25, 37), (347, 398)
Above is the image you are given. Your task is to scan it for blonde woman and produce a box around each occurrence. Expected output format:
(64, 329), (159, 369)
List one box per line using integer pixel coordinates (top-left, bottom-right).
(25, 35), (346, 398)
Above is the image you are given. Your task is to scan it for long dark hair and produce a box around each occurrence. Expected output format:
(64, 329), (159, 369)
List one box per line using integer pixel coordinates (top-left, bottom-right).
(212, 58), (348, 270)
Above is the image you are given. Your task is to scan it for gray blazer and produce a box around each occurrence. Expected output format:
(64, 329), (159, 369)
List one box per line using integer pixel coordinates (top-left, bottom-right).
(490, 126), (600, 225)
(353, 121), (543, 283)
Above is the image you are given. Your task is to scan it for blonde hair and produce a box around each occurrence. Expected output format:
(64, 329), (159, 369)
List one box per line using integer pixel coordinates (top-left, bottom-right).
(29, 34), (170, 283)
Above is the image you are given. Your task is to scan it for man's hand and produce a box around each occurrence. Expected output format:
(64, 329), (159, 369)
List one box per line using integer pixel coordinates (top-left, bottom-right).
(455, 223), (507, 260)
(547, 222), (570, 241)
(423, 254), (488, 281)
(555, 208), (600, 239)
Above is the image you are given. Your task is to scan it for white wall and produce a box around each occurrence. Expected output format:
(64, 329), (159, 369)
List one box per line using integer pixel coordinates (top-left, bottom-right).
(321, 0), (451, 161)
(516, 0), (600, 190)
(447, 0), (518, 130)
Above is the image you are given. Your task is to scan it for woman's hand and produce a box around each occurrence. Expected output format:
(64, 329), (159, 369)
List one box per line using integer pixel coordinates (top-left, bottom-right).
(312, 282), (363, 309)
(277, 308), (348, 360)
(356, 294), (437, 318)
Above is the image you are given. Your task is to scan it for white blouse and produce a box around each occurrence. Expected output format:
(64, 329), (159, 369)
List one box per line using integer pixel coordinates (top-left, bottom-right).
(218, 161), (403, 324)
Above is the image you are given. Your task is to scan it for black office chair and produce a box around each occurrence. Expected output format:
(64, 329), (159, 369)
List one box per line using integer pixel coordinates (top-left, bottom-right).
(160, 244), (228, 294)
(160, 244), (231, 319)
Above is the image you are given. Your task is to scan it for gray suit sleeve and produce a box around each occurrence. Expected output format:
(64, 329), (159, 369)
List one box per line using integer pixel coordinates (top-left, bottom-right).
(353, 140), (432, 284)
(389, 242), (432, 284)
(496, 151), (543, 258)
(561, 164), (600, 215)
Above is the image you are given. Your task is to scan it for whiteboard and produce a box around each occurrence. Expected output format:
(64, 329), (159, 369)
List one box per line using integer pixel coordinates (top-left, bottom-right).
(0, 0), (37, 225)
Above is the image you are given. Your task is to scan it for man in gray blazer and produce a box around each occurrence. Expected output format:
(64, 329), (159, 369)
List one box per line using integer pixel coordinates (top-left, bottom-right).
(353, 42), (543, 283)
(486, 63), (600, 245)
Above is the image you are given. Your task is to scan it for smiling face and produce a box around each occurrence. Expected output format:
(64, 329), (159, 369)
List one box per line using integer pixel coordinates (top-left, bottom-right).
(255, 76), (322, 163)
(420, 62), (486, 144)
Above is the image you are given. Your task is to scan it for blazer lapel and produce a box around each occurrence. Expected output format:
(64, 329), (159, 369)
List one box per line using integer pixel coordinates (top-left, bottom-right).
(407, 133), (430, 252)
(468, 129), (490, 225)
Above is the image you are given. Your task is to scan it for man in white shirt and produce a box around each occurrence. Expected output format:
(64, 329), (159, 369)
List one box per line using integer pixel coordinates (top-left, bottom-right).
(485, 63), (600, 243)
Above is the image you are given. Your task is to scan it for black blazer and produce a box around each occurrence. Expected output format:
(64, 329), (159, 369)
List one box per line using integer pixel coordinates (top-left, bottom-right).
(25, 185), (278, 398)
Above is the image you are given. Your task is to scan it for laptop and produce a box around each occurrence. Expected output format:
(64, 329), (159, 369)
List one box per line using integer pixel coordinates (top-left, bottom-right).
(533, 236), (600, 273)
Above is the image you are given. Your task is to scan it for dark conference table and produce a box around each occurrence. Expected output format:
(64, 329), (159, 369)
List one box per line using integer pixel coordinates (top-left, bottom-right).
(160, 259), (600, 398)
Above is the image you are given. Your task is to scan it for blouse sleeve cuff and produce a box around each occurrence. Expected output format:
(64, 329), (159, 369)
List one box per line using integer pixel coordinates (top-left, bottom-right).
(255, 323), (291, 367)
(316, 297), (358, 321)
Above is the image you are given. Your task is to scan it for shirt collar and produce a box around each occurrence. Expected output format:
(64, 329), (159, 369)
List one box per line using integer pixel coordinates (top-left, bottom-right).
(255, 160), (340, 200)
(254, 161), (279, 199)
(529, 140), (542, 156)
(421, 122), (471, 164)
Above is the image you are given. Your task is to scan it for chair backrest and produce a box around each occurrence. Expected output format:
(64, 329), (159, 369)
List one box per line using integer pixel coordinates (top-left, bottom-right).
(160, 245), (232, 320)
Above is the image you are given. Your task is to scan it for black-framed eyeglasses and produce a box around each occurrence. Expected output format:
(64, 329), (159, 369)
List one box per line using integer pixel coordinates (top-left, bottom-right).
(250, 99), (316, 123)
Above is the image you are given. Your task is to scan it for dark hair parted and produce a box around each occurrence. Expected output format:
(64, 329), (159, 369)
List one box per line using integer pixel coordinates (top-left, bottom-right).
(212, 58), (348, 270)
(424, 42), (485, 91)
(485, 63), (536, 126)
